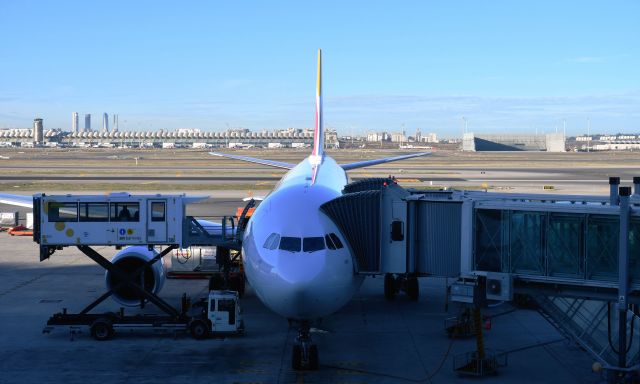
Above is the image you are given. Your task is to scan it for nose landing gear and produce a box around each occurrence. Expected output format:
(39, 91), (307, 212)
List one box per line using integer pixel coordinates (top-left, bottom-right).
(291, 320), (319, 370)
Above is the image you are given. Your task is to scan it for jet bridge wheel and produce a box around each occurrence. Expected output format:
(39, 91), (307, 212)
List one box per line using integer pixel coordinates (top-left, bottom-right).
(407, 276), (419, 301)
(384, 273), (396, 300)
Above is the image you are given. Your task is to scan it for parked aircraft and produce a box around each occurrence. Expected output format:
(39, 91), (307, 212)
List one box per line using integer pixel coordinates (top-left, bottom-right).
(209, 49), (429, 369)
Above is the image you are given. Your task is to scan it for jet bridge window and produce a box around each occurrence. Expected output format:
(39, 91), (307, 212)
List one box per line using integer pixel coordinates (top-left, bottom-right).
(279, 237), (301, 252)
(48, 202), (78, 222)
(79, 203), (109, 222)
(111, 203), (140, 222)
(303, 237), (325, 252)
(263, 233), (281, 250)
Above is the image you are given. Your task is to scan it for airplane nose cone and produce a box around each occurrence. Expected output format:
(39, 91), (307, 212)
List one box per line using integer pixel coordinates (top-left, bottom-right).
(287, 284), (323, 318)
(276, 251), (325, 284)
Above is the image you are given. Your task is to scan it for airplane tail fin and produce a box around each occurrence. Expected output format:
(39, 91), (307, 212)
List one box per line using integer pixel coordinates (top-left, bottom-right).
(311, 48), (324, 161)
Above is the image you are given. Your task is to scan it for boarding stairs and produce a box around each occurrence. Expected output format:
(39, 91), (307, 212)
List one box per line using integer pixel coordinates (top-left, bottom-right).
(534, 295), (640, 368)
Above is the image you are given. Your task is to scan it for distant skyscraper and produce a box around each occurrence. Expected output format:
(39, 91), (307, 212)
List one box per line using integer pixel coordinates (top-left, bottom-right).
(112, 114), (119, 132)
(84, 114), (91, 132)
(102, 113), (109, 133)
(33, 118), (43, 145)
(72, 112), (79, 134)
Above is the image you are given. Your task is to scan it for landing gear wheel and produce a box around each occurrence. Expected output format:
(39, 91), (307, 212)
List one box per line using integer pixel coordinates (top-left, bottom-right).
(292, 345), (302, 370)
(90, 319), (113, 341)
(384, 273), (396, 300)
(209, 273), (224, 290)
(407, 276), (419, 301)
(292, 320), (319, 371)
(190, 319), (210, 340)
(308, 344), (319, 370)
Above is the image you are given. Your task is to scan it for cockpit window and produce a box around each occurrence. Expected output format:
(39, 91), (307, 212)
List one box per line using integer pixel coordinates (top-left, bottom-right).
(325, 234), (336, 250)
(303, 237), (325, 253)
(263, 233), (281, 250)
(279, 237), (301, 252)
(329, 233), (344, 249)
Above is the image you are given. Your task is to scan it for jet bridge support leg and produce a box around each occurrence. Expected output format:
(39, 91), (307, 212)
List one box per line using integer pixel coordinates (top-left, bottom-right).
(609, 187), (634, 383)
(453, 305), (506, 376)
(76, 245), (179, 317)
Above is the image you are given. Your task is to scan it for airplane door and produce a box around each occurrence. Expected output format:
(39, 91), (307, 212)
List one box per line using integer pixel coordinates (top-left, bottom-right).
(147, 200), (167, 243)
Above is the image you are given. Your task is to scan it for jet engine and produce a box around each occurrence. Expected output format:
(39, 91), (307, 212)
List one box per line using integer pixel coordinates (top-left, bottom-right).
(104, 246), (165, 307)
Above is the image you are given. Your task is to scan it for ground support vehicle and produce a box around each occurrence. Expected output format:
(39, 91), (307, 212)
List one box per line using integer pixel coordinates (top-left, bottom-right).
(44, 290), (244, 340)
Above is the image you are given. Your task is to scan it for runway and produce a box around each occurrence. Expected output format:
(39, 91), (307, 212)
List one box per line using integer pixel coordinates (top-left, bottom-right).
(0, 147), (637, 195)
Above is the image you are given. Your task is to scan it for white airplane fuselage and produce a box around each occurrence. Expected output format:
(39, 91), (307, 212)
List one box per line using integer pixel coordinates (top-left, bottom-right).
(242, 155), (364, 320)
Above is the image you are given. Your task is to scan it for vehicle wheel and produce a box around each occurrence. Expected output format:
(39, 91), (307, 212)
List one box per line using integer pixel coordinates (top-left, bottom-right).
(209, 273), (225, 290)
(384, 273), (396, 300)
(90, 319), (113, 341)
(190, 319), (210, 340)
(407, 276), (419, 301)
(292, 345), (302, 370)
(308, 345), (319, 370)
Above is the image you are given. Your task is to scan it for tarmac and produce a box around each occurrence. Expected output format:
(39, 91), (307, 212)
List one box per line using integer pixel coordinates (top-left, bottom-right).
(0, 228), (600, 384)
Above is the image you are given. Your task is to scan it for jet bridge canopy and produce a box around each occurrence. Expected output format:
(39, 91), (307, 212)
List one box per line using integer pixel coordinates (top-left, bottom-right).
(321, 178), (460, 276)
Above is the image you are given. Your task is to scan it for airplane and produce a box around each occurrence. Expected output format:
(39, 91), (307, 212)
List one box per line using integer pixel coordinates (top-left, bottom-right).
(0, 49), (430, 370)
(209, 49), (429, 369)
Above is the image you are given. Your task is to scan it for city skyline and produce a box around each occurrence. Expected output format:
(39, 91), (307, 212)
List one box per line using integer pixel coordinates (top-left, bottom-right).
(1, 1), (638, 136)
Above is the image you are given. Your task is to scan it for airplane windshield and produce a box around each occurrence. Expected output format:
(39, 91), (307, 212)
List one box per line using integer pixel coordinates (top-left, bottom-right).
(263, 233), (281, 250)
(279, 237), (301, 252)
(329, 233), (344, 249)
(303, 237), (325, 253)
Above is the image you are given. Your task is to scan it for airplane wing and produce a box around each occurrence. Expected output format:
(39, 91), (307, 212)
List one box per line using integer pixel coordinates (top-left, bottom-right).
(209, 152), (295, 170)
(340, 152), (431, 171)
(0, 193), (33, 208)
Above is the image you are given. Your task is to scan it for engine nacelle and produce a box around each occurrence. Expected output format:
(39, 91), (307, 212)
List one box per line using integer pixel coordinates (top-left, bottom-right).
(105, 246), (166, 307)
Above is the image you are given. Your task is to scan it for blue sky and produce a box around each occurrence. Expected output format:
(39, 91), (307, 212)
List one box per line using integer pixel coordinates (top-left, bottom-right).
(1, 1), (638, 137)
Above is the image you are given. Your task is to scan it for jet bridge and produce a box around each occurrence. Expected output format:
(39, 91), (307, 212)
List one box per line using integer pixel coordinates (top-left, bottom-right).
(321, 176), (640, 376)
(321, 178), (640, 297)
(33, 192), (242, 261)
